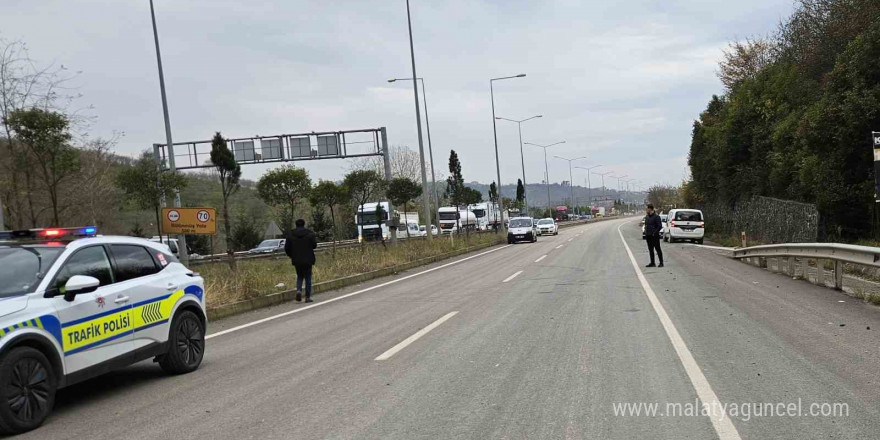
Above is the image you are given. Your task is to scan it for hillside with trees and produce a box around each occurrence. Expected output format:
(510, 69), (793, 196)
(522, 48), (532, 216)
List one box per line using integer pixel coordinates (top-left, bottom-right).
(687, 0), (880, 240)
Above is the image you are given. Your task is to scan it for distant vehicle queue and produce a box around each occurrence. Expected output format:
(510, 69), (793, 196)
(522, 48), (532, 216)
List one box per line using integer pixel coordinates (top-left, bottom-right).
(355, 201), (594, 242)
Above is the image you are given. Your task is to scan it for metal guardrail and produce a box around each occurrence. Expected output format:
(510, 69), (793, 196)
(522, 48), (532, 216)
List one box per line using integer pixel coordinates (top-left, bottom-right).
(732, 243), (880, 290)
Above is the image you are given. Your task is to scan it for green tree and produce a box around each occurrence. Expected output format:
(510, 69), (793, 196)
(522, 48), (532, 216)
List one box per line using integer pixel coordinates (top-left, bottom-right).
(386, 177), (422, 238)
(309, 180), (349, 253)
(230, 211), (263, 251)
(488, 181), (499, 226)
(257, 165), (312, 233)
(210, 132), (241, 268)
(515, 179), (526, 210)
(445, 150), (465, 231)
(5, 108), (79, 226)
(310, 209), (333, 242)
(115, 150), (188, 238)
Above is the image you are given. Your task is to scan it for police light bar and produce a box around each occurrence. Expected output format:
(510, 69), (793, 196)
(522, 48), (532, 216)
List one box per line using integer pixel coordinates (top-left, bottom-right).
(0, 226), (97, 240)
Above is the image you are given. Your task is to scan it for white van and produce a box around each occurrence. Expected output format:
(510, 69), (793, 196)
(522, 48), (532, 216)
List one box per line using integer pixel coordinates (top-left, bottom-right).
(663, 209), (706, 244)
(664, 209), (704, 244)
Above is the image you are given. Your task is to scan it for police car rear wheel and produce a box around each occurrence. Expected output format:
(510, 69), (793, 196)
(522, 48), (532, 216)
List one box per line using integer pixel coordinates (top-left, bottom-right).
(159, 311), (205, 375)
(0, 347), (56, 434)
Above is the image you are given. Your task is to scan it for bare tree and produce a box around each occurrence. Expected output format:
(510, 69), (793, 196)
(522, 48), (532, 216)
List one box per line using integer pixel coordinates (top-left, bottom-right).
(717, 37), (775, 92)
(0, 38), (82, 228)
(349, 145), (431, 182)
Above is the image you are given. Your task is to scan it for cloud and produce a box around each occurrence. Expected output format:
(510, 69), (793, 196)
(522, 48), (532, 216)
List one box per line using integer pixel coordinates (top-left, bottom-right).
(2, 0), (793, 189)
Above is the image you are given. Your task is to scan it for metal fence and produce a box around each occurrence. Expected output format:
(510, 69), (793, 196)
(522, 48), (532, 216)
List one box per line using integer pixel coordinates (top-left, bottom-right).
(699, 195), (818, 244)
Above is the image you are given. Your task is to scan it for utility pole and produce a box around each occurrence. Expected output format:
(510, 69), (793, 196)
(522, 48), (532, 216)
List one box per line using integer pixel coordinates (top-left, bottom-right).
(553, 155), (586, 215)
(496, 115), (541, 215)
(525, 141), (565, 217)
(575, 165), (601, 215)
(150, 0), (188, 265)
(490, 74), (526, 232)
(388, 77), (440, 235)
(405, 0), (432, 242)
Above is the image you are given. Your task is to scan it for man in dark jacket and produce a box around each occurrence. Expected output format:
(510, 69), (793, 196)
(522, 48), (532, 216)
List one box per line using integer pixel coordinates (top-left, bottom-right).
(284, 219), (318, 302)
(644, 204), (664, 268)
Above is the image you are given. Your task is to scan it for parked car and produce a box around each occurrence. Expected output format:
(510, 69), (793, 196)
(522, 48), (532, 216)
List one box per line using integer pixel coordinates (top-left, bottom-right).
(642, 213), (669, 239)
(507, 217), (538, 244)
(536, 218), (558, 236)
(0, 226), (206, 433)
(247, 239), (285, 254)
(664, 209), (705, 244)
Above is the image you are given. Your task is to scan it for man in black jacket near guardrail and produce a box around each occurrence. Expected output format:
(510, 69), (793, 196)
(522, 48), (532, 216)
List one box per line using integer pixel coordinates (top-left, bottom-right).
(644, 204), (664, 268)
(285, 219), (318, 303)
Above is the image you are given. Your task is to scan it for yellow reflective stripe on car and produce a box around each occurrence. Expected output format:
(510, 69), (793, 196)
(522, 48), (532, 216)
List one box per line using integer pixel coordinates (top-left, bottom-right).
(131, 290), (184, 331)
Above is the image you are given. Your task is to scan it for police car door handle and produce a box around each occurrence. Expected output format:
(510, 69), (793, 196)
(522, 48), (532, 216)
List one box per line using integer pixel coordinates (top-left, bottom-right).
(166, 282), (178, 291)
(114, 295), (130, 304)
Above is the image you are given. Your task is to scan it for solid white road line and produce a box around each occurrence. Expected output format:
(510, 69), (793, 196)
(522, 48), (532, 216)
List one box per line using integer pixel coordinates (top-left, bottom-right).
(555, 244), (564, 249)
(535, 255), (547, 263)
(503, 271), (523, 283)
(375, 311), (459, 361)
(616, 222), (741, 440)
(207, 245), (513, 340)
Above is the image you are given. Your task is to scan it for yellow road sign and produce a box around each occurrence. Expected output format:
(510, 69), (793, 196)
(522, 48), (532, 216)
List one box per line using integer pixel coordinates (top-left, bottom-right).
(161, 207), (216, 235)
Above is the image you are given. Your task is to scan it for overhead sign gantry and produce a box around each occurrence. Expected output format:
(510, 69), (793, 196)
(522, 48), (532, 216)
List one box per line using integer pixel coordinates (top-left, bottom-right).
(153, 127), (389, 171)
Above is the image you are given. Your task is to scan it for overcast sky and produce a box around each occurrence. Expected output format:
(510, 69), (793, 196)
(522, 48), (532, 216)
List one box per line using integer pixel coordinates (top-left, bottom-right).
(4, 0), (793, 189)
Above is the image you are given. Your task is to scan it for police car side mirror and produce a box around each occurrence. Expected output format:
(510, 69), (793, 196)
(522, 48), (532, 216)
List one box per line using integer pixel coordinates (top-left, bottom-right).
(63, 275), (100, 300)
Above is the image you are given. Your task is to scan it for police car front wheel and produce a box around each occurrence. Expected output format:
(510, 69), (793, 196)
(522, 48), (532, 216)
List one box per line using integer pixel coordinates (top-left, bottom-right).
(0, 347), (56, 434)
(159, 310), (205, 375)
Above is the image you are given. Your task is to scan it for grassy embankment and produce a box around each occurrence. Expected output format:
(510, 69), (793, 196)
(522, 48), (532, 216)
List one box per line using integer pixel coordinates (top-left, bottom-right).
(198, 233), (504, 308)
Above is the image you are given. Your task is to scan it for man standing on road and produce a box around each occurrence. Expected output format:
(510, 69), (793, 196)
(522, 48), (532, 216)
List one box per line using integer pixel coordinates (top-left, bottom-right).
(285, 218), (318, 303)
(644, 204), (664, 268)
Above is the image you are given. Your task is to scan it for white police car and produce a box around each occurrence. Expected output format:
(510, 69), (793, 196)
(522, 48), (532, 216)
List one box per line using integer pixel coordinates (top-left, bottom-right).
(0, 227), (206, 434)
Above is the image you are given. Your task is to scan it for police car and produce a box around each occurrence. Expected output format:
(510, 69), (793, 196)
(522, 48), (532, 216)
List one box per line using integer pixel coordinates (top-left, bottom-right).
(0, 227), (206, 434)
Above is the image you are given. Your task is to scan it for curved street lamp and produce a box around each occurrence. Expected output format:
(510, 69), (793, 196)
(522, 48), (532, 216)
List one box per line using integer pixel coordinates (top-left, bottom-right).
(525, 141), (565, 215)
(496, 115), (542, 212)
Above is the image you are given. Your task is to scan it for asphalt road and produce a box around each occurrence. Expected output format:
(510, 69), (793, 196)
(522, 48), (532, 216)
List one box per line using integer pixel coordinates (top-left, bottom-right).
(16, 218), (880, 439)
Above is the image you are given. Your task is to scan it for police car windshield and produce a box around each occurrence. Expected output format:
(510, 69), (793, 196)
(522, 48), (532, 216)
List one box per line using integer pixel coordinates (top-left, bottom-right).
(0, 246), (65, 297)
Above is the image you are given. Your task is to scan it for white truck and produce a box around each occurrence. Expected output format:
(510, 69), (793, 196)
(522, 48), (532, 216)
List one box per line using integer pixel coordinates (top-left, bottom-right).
(469, 202), (502, 231)
(399, 212), (420, 227)
(356, 202), (394, 242)
(438, 206), (478, 234)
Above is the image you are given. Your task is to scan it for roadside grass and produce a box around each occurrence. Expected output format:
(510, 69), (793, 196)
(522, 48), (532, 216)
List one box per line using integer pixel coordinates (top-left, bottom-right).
(705, 233), (742, 248)
(198, 233), (504, 308)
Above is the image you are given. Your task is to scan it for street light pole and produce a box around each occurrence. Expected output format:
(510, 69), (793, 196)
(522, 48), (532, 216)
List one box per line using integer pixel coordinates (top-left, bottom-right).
(595, 171), (613, 202)
(404, 0), (432, 242)
(616, 175), (628, 199)
(575, 165), (601, 215)
(496, 115), (542, 215)
(624, 178), (636, 208)
(490, 74), (526, 231)
(554, 155), (587, 215)
(525, 141), (565, 217)
(388, 77), (439, 234)
(149, 0), (188, 265)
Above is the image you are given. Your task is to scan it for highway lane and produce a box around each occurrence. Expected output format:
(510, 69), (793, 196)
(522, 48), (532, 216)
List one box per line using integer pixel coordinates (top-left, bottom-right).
(620, 221), (880, 439)
(14, 218), (880, 439)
